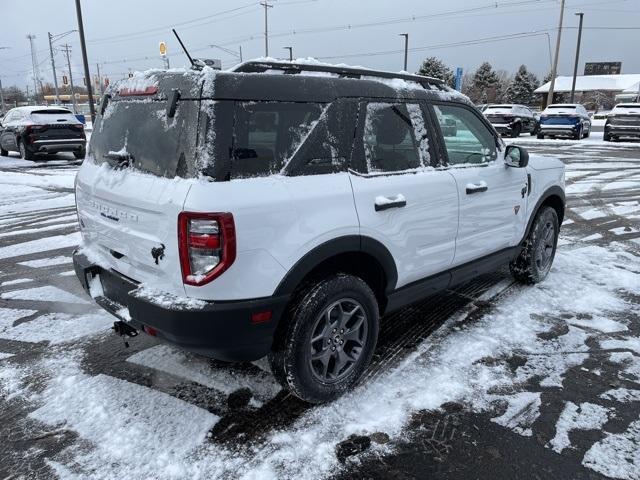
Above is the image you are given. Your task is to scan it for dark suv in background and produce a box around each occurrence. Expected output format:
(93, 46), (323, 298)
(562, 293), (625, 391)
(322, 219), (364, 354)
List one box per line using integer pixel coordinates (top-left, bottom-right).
(604, 103), (640, 142)
(0, 106), (86, 160)
(483, 104), (539, 137)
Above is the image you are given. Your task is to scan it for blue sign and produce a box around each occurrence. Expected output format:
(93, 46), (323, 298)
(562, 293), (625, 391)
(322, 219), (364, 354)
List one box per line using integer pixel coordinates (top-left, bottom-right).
(455, 67), (463, 91)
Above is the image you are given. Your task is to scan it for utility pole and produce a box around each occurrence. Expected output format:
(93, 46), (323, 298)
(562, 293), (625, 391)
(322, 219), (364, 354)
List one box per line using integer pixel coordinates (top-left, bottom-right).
(570, 12), (584, 103)
(0, 77), (5, 113)
(96, 62), (103, 95)
(283, 46), (293, 61)
(61, 44), (77, 114)
(260, 2), (273, 57)
(48, 33), (61, 104)
(75, 0), (96, 123)
(399, 33), (409, 71)
(27, 34), (41, 104)
(546, 0), (565, 107)
(239, 45), (243, 63)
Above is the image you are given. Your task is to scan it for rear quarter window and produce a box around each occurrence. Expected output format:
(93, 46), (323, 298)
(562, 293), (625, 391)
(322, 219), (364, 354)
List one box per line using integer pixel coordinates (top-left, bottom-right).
(230, 102), (326, 178)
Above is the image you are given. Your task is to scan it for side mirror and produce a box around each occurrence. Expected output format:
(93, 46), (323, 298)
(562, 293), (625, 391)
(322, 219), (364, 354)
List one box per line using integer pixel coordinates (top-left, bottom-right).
(505, 145), (529, 168)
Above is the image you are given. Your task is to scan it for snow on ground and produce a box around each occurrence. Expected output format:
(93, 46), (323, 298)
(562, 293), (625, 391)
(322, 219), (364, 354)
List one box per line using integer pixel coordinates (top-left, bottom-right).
(1, 137), (640, 479)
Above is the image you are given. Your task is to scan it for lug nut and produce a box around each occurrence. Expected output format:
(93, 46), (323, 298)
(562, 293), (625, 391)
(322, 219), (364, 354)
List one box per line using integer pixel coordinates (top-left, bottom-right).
(332, 328), (337, 333)
(340, 329), (344, 334)
(331, 346), (336, 351)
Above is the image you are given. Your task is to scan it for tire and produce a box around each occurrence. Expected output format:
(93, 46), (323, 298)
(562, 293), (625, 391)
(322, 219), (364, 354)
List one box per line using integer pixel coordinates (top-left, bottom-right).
(511, 123), (522, 138)
(0, 146), (7, 156)
(603, 132), (611, 142)
(18, 139), (35, 160)
(269, 274), (379, 404)
(530, 123), (540, 136)
(537, 133), (544, 140)
(510, 206), (559, 285)
(572, 126), (583, 140)
(74, 149), (86, 160)
(583, 127), (590, 138)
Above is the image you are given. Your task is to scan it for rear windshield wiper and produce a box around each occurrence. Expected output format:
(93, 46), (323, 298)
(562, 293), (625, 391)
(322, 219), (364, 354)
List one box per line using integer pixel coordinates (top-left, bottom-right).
(104, 151), (134, 168)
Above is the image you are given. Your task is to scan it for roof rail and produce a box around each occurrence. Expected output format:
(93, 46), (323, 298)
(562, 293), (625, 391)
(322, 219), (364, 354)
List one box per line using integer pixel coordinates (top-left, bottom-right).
(232, 60), (444, 89)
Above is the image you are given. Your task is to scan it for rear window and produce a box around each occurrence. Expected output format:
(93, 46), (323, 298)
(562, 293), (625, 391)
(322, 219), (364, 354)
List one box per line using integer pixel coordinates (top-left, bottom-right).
(30, 110), (79, 124)
(231, 102), (324, 178)
(90, 95), (199, 178)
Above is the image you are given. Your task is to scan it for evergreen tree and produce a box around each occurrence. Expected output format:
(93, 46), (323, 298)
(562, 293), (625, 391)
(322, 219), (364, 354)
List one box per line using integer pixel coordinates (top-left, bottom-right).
(467, 62), (499, 103)
(506, 65), (540, 105)
(416, 57), (455, 88)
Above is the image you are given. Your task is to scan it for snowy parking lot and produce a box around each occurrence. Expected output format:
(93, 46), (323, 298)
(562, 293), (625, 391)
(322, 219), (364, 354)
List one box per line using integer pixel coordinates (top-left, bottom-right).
(1, 134), (639, 479)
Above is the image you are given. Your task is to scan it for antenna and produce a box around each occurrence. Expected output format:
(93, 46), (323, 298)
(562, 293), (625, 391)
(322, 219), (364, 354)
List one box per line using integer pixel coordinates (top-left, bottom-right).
(172, 29), (197, 69)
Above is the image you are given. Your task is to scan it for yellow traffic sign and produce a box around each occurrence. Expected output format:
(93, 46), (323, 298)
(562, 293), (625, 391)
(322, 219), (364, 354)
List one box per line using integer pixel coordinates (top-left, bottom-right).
(159, 41), (167, 56)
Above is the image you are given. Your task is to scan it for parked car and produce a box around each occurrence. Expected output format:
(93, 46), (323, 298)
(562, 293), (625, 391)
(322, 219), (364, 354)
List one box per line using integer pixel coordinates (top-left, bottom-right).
(483, 104), (539, 138)
(537, 104), (591, 140)
(73, 61), (565, 403)
(0, 106), (86, 160)
(604, 103), (640, 142)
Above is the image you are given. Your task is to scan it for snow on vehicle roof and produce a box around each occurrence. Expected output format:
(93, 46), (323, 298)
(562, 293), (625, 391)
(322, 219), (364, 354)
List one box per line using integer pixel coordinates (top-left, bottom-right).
(11, 105), (73, 114)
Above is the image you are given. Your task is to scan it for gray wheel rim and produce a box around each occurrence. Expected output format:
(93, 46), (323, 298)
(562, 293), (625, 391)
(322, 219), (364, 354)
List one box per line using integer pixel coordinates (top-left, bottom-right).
(534, 219), (555, 273)
(19, 142), (26, 158)
(309, 298), (368, 383)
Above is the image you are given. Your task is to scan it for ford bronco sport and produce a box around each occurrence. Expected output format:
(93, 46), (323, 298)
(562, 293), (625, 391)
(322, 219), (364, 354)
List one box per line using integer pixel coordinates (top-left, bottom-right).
(73, 60), (565, 403)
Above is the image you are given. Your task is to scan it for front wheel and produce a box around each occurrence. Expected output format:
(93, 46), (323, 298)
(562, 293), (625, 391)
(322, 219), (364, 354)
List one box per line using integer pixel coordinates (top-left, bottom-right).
(510, 206), (559, 284)
(0, 146), (8, 156)
(511, 123), (522, 138)
(537, 133), (545, 140)
(269, 274), (379, 403)
(604, 132), (611, 142)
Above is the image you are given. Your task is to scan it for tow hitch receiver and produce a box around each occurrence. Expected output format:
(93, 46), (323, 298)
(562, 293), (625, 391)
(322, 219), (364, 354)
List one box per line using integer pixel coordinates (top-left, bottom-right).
(112, 321), (138, 348)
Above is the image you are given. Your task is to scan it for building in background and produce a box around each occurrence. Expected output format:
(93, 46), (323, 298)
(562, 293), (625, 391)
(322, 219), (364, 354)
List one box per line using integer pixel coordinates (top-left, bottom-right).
(535, 74), (640, 110)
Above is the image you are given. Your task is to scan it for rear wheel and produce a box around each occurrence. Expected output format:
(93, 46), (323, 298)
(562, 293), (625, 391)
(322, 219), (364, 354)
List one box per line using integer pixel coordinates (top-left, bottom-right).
(269, 274), (379, 403)
(572, 126), (583, 140)
(604, 132), (611, 142)
(18, 139), (35, 160)
(0, 146), (8, 156)
(510, 206), (559, 284)
(74, 148), (86, 160)
(537, 133), (544, 140)
(583, 126), (590, 138)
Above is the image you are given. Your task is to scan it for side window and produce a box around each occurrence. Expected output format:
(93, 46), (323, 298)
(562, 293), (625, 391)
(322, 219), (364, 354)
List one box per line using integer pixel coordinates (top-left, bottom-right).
(232, 102), (324, 178)
(362, 102), (430, 173)
(432, 104), (497, 166)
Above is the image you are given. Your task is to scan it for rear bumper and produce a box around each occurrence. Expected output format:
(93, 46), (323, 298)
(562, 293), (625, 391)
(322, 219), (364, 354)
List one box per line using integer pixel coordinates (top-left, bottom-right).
(73, 251), (289, 361)
(539, 124), (580, 136)
(605, 124), (640, 137)
(31, 139), (86, 152)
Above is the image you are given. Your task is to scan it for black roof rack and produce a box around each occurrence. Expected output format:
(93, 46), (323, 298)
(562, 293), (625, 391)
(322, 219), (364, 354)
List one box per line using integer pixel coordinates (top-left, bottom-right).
(232, 60), (444, 89)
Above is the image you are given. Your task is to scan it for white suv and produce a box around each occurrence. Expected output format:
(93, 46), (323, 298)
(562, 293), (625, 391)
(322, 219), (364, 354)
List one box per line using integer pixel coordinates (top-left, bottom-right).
(73, 61), (565, 403)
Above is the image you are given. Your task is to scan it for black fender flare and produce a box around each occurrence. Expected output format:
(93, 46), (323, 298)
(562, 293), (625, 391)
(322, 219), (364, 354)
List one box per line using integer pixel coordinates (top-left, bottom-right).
(273, 235), (398, 296)
(521, 185), (565, 244)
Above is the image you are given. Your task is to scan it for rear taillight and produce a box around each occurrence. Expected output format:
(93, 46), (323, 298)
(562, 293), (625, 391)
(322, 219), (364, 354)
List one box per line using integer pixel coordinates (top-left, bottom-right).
(119, 86), (158, 96)
(178, 212), (236, 286)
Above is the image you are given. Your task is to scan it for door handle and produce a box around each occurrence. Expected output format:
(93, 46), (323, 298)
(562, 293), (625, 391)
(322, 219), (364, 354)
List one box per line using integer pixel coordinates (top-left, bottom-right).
(465, 181), (488, 195)
(375, 194), (406, 212)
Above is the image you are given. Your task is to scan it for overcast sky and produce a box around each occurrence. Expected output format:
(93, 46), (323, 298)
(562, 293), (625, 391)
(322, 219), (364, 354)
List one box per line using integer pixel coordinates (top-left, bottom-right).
(1, 0), (639, 90)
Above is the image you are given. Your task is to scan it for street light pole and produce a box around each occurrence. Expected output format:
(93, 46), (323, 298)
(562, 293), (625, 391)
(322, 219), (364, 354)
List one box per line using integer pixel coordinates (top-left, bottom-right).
(26, 34), (40, 104)
(48, 33), (61, 104)
(570, 12), (584, 103)
(283, 46), (293, 61)
(399, 33), (409, 71)
(546, 0), (565, 107)
(74, 0), (96, 123)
